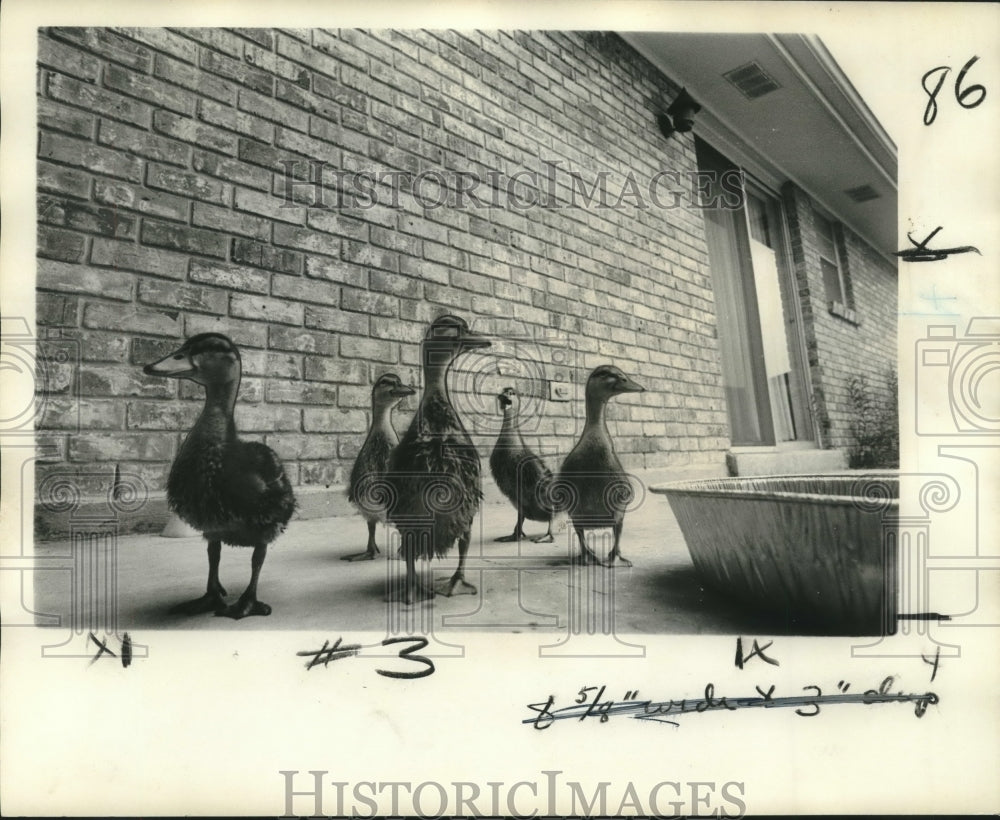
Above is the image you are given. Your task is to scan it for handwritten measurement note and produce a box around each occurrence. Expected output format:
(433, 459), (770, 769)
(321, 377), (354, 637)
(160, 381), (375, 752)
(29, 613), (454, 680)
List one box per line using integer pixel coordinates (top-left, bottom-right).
(525, 677), (938, 730)
(525, 639), (942, 730)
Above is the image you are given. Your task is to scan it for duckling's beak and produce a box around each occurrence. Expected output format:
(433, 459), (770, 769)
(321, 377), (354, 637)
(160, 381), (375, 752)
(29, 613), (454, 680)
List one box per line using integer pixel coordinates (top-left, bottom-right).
(390, 385), (417, 398)
(617, 377), (645, 394)
(460, 331), (491, 350)
(143, 348), (194, 379)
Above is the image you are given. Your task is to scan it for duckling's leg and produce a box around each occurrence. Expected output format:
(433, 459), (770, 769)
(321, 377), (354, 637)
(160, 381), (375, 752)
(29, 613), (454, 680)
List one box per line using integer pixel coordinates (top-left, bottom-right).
(342, 520), (381, 561)
(574, 526), (601, 565)
(495, 511), (527, 542)
(437, 532), (477, 596)
(387, 534), (435, 604)
(169, 539), (228, 615)
(216, 544), (272, 619)
(530, 518), (555, 543)
(604, 521), (633, 568)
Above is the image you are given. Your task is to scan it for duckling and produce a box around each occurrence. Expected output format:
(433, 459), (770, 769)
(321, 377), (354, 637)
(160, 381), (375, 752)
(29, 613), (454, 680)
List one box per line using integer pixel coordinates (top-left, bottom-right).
(385, 315), (491, 604)
(142, 333), (295, 619)
(343, 373), (415, 561)
(489, 387), (554, 543)
(556, 365), (644, 567)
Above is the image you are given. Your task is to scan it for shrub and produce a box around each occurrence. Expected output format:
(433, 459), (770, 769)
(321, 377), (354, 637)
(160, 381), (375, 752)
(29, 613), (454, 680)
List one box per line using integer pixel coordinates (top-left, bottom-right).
(847, 366), (899, 468)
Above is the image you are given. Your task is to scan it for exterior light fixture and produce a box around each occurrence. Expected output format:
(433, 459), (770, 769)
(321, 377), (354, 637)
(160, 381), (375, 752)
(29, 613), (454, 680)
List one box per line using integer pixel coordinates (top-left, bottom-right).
(657, 88), (702, 139)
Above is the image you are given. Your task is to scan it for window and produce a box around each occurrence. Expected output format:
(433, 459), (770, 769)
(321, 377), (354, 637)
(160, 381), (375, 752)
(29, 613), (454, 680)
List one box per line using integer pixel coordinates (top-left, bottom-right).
(814, 210), (857, 323)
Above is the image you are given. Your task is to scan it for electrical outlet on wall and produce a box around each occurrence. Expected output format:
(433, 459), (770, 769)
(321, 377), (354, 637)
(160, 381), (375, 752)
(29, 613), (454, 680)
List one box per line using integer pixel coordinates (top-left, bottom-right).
(548, 380), (571, 401)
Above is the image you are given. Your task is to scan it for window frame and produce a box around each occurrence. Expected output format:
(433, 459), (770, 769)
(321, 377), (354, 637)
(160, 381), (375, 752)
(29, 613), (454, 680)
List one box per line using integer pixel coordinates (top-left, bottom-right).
(813, 208), (859, 324)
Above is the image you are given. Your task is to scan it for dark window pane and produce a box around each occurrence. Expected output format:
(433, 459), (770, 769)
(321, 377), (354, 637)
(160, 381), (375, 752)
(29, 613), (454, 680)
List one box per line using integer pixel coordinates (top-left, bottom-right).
(822, 258), (843, 302)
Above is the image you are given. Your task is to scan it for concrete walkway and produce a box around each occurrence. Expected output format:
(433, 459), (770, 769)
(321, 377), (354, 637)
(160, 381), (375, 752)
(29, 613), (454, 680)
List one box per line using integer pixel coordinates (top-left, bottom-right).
(31, 469), (809, 636)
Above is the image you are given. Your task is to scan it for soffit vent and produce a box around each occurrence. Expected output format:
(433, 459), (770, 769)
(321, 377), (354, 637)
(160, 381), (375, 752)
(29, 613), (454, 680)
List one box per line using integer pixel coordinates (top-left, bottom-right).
(844, 184), (881, 202)
(723, 61), (781, 99)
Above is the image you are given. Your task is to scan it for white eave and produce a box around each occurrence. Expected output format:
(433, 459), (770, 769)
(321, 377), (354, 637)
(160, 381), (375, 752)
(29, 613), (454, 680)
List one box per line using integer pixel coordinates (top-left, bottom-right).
(623, 32), (898, 259)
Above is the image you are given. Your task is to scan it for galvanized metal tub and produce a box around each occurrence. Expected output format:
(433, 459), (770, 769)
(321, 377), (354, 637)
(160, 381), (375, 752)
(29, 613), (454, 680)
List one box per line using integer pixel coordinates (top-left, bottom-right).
(650, 473), (898, 635)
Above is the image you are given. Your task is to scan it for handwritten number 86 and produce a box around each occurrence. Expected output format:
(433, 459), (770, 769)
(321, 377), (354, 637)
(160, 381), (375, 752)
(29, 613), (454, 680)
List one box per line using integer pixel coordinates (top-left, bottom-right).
(923, 56), (986, 126)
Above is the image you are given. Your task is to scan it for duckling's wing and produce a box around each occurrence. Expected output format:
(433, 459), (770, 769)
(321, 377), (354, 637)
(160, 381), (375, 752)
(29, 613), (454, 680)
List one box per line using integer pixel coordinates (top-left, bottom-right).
(385, 433), (482, 556)
(230, 441), (288, 490)
(225, 442), (296, 527)
(520, 450), (556, 519)
(488, 443), (521, 502)
(386, 436), (480, 515)
(555, 438), (631, 524)
(348, 432), (393, 512)
(522, 450), (553, 482)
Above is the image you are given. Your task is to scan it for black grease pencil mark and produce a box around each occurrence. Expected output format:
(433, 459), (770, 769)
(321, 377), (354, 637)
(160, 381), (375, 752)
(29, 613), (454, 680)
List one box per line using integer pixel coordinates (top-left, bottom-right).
(87, 632), (135, 668)
(734, 637), (779, 669)
(297, 637), (362, 669)
(894, 227), (980, 263)
(922, 56), (986, 125)
(88, 632), (115, 665)
(297, 636), (435, 679)
(922, 646), (943, 683)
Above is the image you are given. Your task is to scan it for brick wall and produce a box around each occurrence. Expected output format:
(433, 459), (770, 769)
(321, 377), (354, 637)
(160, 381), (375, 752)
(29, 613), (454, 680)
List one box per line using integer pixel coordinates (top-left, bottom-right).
(35, 27), (732, 510)
(782, 183), (898, 449)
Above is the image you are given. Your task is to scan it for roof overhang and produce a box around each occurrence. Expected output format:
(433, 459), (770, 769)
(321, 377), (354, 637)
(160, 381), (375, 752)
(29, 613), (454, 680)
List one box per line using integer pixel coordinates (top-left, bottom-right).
(623, 32), (897, 258)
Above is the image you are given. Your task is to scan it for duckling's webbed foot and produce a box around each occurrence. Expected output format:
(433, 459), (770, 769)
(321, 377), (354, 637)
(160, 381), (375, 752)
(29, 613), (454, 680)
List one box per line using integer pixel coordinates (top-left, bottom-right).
(530, 521), (555, 543)
(603, 551), (633, 568)
(169, 589), (227, 615)
(436, 572), (477, 597)
(392, 580), (436, 604)
(495, 513), (526, 542)
(343, 521), (381, 561)
(171, 539), (227, 614)
(214, 544), (271, 619)
(572, 527), (602, 564)
(215, 594), (272, 619)
(387, 547), (435, 604)
(387, 571), (436, 604)
(342, 546), (380, 561)
(436, 533), (477, 596)
(603, 523), (632, 568)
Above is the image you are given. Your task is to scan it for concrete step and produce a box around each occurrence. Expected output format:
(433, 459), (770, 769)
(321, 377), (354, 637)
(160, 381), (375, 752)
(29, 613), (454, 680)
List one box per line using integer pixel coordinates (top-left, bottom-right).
(726, 447), (847, 476)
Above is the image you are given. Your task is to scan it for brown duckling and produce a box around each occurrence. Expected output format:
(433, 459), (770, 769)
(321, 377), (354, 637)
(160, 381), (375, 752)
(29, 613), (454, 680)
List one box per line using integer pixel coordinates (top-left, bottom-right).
(343, 373), (415, 561)
(385, 315), (491, 604)
(556, 365), (644, 567)
(489, 386), (555, 542)
(143, 333), (296, 619)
